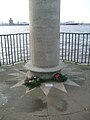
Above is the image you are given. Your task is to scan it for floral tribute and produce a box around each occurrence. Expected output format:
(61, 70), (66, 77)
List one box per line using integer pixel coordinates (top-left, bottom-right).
(53, 73), (67, 82)
(23, 73), (67, 90)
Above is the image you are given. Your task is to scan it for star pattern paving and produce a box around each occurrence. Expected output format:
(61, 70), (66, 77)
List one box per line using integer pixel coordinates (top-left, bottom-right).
(10, 67), (84, 96)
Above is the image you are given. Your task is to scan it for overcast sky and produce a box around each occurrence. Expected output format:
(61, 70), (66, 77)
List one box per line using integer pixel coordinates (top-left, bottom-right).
(0, 0), (90, 23)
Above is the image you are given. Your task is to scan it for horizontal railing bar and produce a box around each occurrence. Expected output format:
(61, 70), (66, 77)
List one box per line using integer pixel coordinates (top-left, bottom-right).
(0, 32), (90, 36)
(0, 33), (30, 36)
(60, 32), (90, 35)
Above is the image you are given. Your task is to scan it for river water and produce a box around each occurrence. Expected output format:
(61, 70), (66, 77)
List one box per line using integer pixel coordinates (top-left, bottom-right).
(0, 24), (90, 35)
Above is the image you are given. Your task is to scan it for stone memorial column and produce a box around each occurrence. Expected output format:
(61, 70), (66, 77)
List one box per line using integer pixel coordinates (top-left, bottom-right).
(26, 0), (63, 79)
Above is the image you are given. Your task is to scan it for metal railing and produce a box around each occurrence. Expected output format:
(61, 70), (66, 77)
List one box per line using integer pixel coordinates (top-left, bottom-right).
(60, 32), (90, 65)
(0, 32), (90, 66)
(0, 33), (30, 65)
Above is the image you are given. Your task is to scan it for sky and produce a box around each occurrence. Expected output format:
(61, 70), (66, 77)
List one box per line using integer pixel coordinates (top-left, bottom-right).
(0, 0), (90, 23)
(61, 0), (90, 23)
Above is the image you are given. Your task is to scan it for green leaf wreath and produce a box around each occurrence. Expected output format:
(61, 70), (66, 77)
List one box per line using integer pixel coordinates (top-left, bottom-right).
(23, 73), (67, 90)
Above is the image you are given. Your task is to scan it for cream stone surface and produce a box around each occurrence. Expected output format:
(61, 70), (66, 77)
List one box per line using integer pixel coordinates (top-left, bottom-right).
(29, 0), (60, 68)
(25, 60), (66, 73)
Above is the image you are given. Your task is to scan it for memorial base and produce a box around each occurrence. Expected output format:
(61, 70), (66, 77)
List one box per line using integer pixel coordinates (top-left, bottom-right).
(25, 60), (66, 79)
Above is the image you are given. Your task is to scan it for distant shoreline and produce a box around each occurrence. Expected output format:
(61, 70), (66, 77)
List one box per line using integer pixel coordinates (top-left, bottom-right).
(60, 23), (90, 25)
(0, 24), (29, 26)
(0, 23), (90, 26)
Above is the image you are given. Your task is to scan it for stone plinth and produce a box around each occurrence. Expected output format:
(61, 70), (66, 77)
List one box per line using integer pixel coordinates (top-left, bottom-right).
(25, 60), (66, 79)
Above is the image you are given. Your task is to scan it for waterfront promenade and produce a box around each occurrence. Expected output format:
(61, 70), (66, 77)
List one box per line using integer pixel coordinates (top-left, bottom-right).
(0, 62), (90, 120)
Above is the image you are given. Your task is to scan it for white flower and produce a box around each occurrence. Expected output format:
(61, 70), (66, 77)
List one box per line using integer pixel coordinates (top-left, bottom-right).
(29, 80), (32, 83)
(34, 76), (37, 79)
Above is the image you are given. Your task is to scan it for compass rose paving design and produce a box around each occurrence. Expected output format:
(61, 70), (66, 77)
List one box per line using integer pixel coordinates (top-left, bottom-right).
(10, 66), (83, 96)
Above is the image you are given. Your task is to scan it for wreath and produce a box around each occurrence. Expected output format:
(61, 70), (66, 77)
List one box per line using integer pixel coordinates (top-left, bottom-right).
(23, 73), (67, 90)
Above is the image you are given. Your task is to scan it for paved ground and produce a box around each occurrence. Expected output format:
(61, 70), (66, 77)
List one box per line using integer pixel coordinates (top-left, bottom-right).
(0, 62), (90, 120)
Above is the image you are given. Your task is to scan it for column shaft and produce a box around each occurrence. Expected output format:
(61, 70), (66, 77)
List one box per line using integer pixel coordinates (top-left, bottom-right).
(29, 0), (60, 68)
